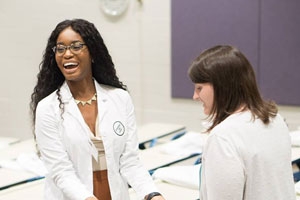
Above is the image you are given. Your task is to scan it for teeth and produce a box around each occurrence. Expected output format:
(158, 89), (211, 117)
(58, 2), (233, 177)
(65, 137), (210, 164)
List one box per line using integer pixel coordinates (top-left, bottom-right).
(64, 62), (78, 67)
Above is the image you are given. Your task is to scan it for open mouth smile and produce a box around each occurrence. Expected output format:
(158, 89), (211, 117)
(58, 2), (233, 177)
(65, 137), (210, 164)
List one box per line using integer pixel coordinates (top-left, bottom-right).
(63, 62), (79, 69)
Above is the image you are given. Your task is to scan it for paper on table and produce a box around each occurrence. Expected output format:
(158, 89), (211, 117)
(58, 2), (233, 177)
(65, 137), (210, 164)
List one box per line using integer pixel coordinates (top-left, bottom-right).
(0, 152), (47, 176)
(152, 164), (201, 189)
(159, 131), (206, 156)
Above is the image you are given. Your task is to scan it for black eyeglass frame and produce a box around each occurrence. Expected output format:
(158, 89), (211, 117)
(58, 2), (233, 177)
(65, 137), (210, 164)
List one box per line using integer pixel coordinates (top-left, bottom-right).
(52, 42), (86, 55)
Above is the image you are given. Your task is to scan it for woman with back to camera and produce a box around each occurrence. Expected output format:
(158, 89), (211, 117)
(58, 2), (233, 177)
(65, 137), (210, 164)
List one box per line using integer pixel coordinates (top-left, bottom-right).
(30, 19), (165, 200)
(188, 45), (295, 200)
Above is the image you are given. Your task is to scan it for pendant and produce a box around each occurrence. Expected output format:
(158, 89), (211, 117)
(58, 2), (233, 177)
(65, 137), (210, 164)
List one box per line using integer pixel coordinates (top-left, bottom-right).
(75, 93), (97, 106)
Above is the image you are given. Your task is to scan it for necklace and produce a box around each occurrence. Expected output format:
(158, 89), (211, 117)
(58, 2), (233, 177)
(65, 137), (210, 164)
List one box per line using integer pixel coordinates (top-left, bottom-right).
(74, 93), (97, 106)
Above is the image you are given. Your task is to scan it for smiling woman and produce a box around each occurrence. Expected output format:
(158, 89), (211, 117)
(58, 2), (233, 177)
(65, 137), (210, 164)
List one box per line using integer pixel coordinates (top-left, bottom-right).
(30, 19), (165, 200)
(53, 27), (93, 82)
(188, 45), (296, 200)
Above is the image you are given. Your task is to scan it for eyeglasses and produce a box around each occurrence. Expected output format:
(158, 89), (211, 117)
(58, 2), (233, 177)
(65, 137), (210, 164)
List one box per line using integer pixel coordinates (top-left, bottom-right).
(52, 42), (86, 56)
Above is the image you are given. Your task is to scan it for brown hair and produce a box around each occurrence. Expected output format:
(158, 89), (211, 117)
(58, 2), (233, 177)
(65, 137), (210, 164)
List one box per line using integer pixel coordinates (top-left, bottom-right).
(188, 45), (277, 132)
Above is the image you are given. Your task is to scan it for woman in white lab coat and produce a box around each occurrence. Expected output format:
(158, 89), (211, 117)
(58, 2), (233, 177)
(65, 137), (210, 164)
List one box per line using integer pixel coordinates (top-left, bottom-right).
(188, 45), (295, 200)
(30, 19), (165, 200)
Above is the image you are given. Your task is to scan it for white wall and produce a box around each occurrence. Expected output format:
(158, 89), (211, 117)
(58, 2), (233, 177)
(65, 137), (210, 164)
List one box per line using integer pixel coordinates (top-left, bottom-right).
(0, 0), (299, 140)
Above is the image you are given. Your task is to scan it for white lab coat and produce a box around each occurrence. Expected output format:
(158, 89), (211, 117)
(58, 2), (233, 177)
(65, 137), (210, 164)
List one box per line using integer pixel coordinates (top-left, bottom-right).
(35, 80), (158, 200)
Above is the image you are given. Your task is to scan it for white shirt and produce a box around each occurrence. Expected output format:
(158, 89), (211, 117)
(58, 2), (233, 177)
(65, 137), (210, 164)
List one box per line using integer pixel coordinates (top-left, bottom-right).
(35, 80), (158, 200)
(200, 111), (295, 200)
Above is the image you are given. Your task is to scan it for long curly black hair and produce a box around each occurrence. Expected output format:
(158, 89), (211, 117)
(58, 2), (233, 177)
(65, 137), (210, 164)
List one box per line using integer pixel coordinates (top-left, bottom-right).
(30, 19), (127, 125)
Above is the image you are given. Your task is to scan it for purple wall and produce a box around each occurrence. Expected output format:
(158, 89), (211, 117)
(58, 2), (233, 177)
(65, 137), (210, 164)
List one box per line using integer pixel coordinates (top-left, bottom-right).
(171, 0), (300, 105)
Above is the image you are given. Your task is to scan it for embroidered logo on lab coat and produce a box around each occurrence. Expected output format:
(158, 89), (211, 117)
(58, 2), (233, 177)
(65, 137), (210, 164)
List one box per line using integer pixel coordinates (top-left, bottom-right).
(113, 121), (125, 136)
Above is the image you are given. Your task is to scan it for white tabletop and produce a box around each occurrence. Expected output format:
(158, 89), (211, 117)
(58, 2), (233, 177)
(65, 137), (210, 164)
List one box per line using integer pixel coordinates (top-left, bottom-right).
(139, 144), (199, 171)
(0, 138), (41, 190)
(138, 123), (186, 144)
(0, 137), (20, 150)
(0, 138), (36, 161)
(0, 168), (39, 189)
(0, 178), (44, 200)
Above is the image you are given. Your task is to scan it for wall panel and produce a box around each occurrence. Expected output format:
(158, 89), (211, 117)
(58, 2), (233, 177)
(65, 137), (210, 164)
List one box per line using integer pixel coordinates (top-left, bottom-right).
(171, 0), (300, 105)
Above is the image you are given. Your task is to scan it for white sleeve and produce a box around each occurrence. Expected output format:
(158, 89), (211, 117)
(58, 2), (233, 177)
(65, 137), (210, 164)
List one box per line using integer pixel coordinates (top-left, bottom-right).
(118, 93), (159, 199)
(202, 134), (245, 200)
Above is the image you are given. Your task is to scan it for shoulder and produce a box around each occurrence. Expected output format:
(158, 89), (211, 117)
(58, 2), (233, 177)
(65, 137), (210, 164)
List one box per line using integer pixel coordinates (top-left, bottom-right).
(210, 111), (288, 143)
(97, 83), (131, 101)
(214, 111), (253, 130)
(209, 111), (253, 142)
(36, 90), (60, 114)
(272, 113), (288, 127)
(96, 83), (135, 113)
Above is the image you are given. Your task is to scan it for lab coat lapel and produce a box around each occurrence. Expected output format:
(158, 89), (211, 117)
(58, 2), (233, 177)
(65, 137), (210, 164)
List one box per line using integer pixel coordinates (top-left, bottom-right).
(95, 81), (109, 125)
(60, 81), (99, 161)
(60, 82), (87, 128)
(60, 80), (110, 135)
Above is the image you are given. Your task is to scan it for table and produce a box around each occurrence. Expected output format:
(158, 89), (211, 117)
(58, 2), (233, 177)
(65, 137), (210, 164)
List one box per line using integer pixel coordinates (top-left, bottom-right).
(138, 123), (186, 146)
